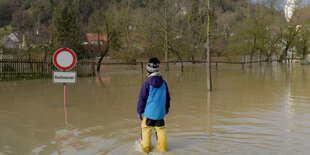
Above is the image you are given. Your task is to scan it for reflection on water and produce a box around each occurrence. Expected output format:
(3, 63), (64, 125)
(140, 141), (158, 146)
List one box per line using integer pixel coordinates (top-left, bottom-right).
(1, 63), (310, 154)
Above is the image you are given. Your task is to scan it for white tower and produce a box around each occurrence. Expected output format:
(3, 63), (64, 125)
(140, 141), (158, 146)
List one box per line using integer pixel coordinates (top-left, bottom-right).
(285, 0), (296, 22)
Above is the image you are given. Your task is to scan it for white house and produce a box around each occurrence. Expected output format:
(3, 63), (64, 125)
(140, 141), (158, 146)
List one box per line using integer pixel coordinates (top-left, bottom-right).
(0, 33), (20, 49)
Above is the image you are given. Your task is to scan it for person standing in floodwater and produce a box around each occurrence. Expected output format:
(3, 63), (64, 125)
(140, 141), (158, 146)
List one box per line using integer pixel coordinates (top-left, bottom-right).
(137, 57), (171, 153)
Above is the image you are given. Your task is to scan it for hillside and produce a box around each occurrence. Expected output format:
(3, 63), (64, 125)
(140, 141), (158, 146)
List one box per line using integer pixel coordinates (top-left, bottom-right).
(0, 0), (245, 32)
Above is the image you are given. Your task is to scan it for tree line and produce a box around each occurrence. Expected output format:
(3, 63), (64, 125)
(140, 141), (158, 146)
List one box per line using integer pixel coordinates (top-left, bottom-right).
(0, 0), (310, 71)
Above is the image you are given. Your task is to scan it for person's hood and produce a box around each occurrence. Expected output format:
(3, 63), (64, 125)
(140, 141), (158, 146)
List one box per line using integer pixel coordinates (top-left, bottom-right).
(147, 72), (164, 88)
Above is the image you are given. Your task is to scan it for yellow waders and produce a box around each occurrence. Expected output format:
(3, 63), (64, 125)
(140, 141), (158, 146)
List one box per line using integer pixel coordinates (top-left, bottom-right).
(141, 117), (167, 152)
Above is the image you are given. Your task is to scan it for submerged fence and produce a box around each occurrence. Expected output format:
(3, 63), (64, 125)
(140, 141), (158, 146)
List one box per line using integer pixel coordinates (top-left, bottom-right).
(0, 57), (302, 80)
(0, 59), (95, 80)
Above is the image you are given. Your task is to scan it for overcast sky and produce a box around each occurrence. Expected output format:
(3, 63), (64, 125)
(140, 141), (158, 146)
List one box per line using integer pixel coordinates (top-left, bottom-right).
(251, 0), (310, 5)
(251, 0), (310, 10)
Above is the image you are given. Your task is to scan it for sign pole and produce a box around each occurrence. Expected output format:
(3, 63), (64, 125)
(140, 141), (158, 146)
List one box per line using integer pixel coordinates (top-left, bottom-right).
(52, 47), (77, 127)
(64, 83), (67, 107)
(64, 87), (69, 127)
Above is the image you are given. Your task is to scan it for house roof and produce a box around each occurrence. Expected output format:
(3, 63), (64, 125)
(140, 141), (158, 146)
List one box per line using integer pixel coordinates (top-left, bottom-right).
(8, 33), (20, 42)
(86, 33), (107, 44)
(291, 6), (310, 24)
(1, 33), (20, 46)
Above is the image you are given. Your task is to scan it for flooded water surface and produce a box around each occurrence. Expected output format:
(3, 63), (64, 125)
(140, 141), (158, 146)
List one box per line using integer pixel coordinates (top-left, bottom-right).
(1, 63), (310, 154)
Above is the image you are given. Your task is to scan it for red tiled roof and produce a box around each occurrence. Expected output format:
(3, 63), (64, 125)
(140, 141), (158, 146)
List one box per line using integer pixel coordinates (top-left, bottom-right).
(86, 33), (107, 44)
(291, 6), (310, 24)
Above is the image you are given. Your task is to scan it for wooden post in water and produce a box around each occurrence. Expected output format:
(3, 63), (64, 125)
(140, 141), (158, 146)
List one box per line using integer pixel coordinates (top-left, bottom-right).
(92, 59), (96, 77)
(180, 61), (184, 73)
(22, 60), (25, 76)
(15, 59), (17, 78)
(205, 0), (212, 91)
(0, 59), (2, 79)
(207, 91), (212, 137)
(140, 62), (143, 75)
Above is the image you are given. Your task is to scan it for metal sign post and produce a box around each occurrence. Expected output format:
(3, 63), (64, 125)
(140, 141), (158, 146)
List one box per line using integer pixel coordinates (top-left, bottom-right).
(53, 48), (77, 108)
(64, 83), (67, 107)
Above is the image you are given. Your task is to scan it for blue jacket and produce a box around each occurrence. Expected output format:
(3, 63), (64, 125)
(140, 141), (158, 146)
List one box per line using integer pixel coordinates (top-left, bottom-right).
(137, 72), (171, 120)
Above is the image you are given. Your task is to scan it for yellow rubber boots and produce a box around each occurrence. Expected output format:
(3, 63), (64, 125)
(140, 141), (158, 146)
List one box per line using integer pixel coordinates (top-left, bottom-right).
(141, 117), (167, 152)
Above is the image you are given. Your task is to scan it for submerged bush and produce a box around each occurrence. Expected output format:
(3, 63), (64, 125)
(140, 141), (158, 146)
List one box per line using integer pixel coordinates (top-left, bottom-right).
(301, 59), (310, 65)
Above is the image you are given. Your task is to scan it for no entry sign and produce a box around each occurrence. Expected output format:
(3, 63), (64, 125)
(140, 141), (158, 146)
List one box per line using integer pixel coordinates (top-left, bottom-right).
(52, 48), (77, 108)
(53, 48), (77, 84)
(53, 48), (77, 71)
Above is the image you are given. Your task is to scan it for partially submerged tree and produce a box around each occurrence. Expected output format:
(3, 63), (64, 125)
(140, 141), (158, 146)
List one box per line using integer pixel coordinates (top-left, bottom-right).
(278, 0), (310, 61)
(294, 6), (310, 60)
(181, 0), (206, 63)
(143, 0), (185, 71)
(296, 28), (310, 60)
(88, 8), (120, 72)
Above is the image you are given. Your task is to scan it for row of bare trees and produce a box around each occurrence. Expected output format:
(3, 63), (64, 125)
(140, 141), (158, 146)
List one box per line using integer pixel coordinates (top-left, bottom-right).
(225, 0), (310, 63)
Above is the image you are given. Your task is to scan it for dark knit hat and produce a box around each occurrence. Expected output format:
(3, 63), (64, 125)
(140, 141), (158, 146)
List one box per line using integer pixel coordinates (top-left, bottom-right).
(147, 57), (160, 73)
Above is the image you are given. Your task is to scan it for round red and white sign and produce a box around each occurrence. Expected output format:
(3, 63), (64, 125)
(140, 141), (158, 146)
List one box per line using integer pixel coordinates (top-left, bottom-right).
(53, 48), (77, 71)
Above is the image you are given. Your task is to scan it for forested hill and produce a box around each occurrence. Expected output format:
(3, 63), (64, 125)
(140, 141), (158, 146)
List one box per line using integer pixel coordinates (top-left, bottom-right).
(0, 0), (309, 63)
(0, 0), (242, 31)
(0, 0), (117, 29)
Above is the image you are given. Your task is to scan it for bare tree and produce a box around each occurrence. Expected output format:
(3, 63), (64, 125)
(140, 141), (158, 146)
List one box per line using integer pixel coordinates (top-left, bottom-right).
(88, 8), (120, 72)
(142, 0), (184, 71)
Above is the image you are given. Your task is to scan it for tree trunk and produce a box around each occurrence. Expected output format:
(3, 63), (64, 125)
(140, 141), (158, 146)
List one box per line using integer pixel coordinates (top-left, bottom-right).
(92, 58), (96, 76)
(280, 43), (290, 62)
(169, 48), (183, 73)
(250, 36), (256, 63)
(164, 0), (169, 71)
(97, 56), (104, 73)
(302, 49), (306, 60)
(96, 21), (110, 72)
(178, 56), (183, 73)
(96, 31), (103, 72)
(302, 40), (307, 60)
(192, 56), (196, 64)
(43, 52), (47, 62)
(28, 51), (33, 71)
(283, 46), (289, 62)
(97, 46), (110, 72)
(97, 31), (102, 56)
(42, 50), (47, 75)
(206, 0), (212, 91)
(243, 54), (246, 63)
(206, 91), (212, 136)
(179, 58), (184, 73)
(266, 53), (271, 62)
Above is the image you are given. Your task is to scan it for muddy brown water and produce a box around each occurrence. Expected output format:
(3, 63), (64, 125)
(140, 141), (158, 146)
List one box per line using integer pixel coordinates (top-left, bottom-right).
(1, 63), (310, 154)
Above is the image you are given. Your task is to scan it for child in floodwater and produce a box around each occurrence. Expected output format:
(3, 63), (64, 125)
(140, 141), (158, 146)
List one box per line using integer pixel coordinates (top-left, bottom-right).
(137, 57), (171, 153)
